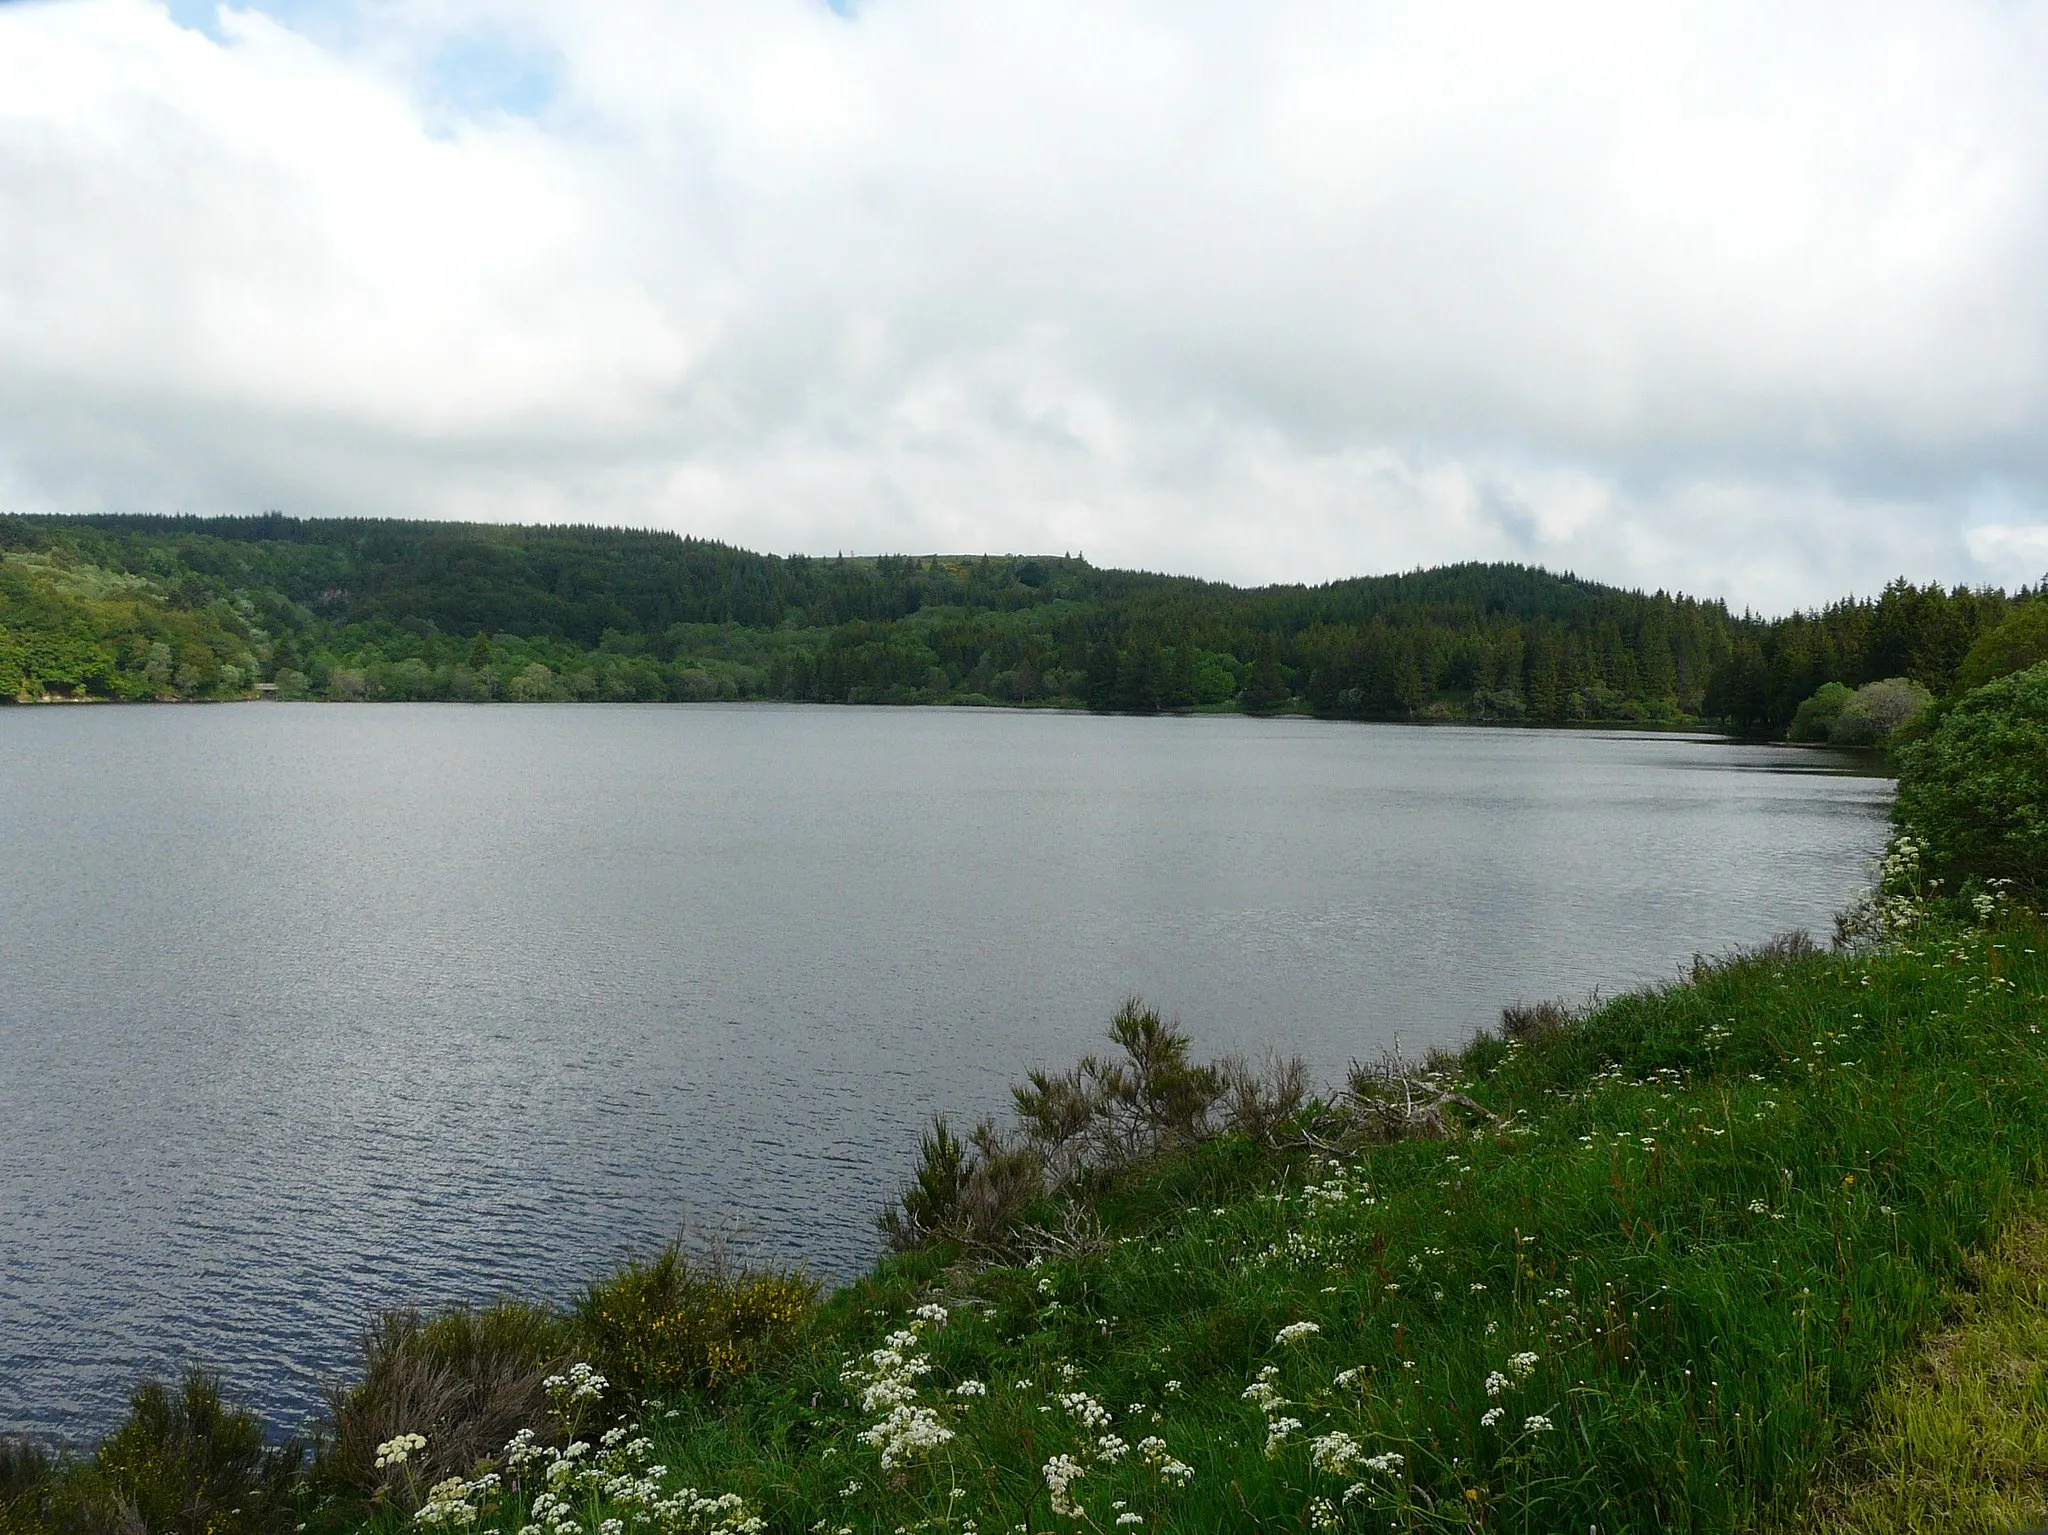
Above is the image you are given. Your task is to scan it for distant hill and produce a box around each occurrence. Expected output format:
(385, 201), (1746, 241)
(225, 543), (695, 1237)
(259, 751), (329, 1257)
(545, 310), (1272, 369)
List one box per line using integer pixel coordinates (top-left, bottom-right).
(0, 513), (2031, 732)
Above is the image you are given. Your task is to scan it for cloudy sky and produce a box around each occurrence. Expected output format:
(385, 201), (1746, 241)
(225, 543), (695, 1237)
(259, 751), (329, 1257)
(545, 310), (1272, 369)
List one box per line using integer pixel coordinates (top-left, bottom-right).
(2, 0), (2046, 610)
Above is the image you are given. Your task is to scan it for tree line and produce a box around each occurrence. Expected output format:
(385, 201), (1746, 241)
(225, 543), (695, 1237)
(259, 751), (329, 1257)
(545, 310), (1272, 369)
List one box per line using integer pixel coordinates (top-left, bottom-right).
(2, 514), (2040, 733)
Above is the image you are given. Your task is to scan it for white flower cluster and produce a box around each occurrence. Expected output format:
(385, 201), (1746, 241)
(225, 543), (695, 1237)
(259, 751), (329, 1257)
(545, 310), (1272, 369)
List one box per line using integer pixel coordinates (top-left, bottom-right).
(1263, 1417), (1304, 1458)
(1274, 1321), (1322, 1346)
(503, 1417), (760, 1535)
(1137, 1437), (1193, 1485)
(1481, 1406), (1506, 1429)
(1308, 1431), (1362, 1474)
(1241, 1365), (1286, 1412)
(417, 1474), (497, 1529)
(376, 1433), (427, 1470)
(857, 1405), (954, 1470)
(1043, 1453), (1088, 1517)
(1507, 1352), (1539, 1377)
(542, 1363), (609, 1414)
(838, 1313), (959, 1473)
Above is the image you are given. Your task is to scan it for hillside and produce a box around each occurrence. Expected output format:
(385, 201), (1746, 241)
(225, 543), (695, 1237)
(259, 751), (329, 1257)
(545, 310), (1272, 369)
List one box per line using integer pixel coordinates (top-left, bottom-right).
(0, 514), (2035, 730)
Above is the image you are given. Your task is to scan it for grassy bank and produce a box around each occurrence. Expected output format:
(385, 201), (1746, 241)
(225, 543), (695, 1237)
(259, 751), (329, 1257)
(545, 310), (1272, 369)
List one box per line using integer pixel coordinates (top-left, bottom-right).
(577, 915), (2047, 1534)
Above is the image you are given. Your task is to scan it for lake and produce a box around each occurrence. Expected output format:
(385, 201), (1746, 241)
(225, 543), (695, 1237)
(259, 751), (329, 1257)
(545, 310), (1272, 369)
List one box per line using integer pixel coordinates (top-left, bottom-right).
(0, 704), (1890, 1443)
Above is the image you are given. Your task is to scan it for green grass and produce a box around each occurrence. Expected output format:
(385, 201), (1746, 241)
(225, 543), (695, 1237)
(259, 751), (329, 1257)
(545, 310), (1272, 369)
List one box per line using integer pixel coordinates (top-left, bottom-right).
(1803, 1204), (2048, 1533)
(307, 913), (2048, 1535)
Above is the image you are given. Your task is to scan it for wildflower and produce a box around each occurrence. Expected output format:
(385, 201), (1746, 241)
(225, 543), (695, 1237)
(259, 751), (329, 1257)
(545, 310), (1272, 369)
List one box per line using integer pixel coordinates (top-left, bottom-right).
(1274, 1321), (1322, 1346)
(953, 1380), (987, 1398)
(1061, 1391), (1112, 1429)
(376, 1433), (427, 1469)
(1507, 1351), (1539, 1377)
(1523, 1414), (1555, 1433)
(1097, 1435), (1129, 1463)
(1481, 1407), (1505, 1428)
(1159, 1459), (1194, 1486)
(1360, 1451), (1404, 1474)
(1044, 1455), (1087, 1518)
(1333, 1367), (1366, 1388)
(1264, 1417), (1303, 1457)
(1307, 1497), (1341, 1531)
(1116, 1516), (1144, 1528)
(913, 1303), (950, 1324)
(414, 1479), (478, 1530)
(1163, 1379), (1182, 1394)
(1309, 1431), (1362, 1474)
(857, 1405), (953, 1470)
(1484, 1371), (1509, 1397)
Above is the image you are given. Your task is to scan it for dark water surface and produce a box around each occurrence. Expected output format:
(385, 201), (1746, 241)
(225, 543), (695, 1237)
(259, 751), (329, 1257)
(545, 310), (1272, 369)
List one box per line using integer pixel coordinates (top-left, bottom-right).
(0, 705), (1890, 1442)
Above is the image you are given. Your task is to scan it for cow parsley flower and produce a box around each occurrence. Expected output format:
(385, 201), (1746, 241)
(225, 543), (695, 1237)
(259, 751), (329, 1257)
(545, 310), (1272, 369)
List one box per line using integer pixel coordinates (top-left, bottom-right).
(376, 1433), (427, 1469)
(1274, 1321), (1322, 1346)
(1308, 1431), (1362, 1473)
(1044, 1455), (1087, 1517)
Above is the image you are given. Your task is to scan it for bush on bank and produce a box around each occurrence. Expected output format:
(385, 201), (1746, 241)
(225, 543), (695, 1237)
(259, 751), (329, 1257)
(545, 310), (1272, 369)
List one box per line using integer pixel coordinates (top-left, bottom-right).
(1892, 659), (2048, 905)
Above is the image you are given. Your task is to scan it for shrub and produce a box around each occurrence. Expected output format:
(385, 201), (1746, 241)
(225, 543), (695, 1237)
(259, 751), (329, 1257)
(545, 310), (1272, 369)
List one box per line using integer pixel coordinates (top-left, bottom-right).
(573, 1246), (814, 1401)
(1953, 599), (2048, 693)
(1789, 681), (1853, 742)
(0, 1440), (54, 1535)
(878, 1116), (1046, 1253)
(1892, 659), (2048, 901)
(321, 1301), (571, 1505)
(54, 1375), (301, 1535)
(1830, 676), (1934, 746)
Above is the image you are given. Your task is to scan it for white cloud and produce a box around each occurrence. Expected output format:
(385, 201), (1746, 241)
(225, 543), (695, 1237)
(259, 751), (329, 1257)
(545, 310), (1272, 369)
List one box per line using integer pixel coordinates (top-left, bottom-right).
(2, 0), (2047, 608)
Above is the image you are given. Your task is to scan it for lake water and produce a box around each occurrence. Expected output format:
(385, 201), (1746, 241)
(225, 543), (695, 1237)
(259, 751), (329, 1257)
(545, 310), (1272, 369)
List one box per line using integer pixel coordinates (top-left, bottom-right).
(0, 704), (1891, 1444)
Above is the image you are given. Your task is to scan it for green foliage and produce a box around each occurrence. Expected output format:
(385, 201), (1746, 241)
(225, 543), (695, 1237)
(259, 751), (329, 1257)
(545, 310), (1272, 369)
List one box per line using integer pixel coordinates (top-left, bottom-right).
(1953, 599), (2048, 693)
(1829, 676), (1935, 747)
(1893, 660), (2048, 901)
(0, 1441), (55, 1535)
(320, 1302), (572, 1506)
(52, 1375), (301, 1535)
(1789, 681), (1853, 741)
(8, 511), (1999, 729)
(572, 1247), (815, 1402)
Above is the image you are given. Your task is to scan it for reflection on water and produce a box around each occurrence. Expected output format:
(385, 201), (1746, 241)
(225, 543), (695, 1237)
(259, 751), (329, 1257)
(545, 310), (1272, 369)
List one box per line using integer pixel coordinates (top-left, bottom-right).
(0, 705), (1889, 1441)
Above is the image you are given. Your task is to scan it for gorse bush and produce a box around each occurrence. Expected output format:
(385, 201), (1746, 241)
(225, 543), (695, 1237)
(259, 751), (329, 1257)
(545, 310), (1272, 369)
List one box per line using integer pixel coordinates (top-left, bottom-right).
(573, 1246), (815, 1401)
(322, 1301), (572, 1507)
(0, 1441), (54, 1535)
(883, 998), (1312, 1253)
(54, 1375), (301, 1535)
(1893, 659), (2048, 902)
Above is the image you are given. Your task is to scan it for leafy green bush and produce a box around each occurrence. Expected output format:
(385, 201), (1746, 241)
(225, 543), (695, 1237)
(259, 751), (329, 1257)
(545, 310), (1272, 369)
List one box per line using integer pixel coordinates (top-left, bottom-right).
(1830, 676), (1934, 746)
(53, 1375), (300, 1535)
(1893, 659), (2048, 900)
(1788, 680), (1853, 741)
(1953, 598), (2048, 693)
(320, 1301), (571, 1506)
(573, 1247), (814, 1400)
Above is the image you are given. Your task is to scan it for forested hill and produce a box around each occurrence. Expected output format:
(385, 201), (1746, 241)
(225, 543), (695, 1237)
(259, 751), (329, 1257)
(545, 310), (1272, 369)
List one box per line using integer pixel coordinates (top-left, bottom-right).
(1, 512), (2041, 733)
